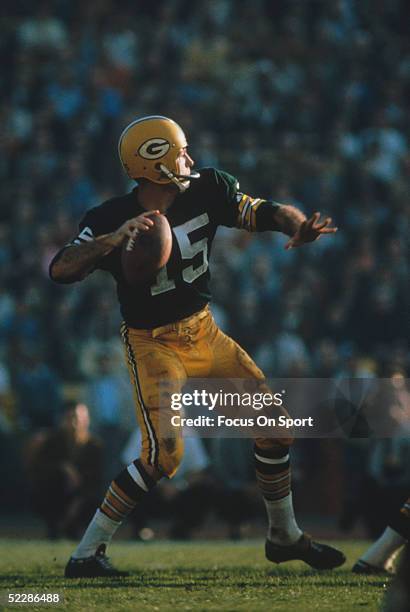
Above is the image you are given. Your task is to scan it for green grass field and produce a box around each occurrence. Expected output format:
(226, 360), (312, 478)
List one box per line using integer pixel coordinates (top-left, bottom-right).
(0, 540), (389, 611)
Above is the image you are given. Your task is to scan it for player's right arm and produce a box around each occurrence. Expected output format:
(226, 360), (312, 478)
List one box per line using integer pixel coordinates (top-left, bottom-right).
(50, 211), (158, 284)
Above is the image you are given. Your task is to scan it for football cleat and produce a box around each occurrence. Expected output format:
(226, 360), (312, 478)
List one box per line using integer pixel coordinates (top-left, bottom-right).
(64, 544), (129, 578)
(265, 533), (346, 569)
(352, 560), (393, 575)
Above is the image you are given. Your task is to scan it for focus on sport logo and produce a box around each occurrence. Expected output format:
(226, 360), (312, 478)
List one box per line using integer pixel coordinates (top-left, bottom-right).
(138, 138), (170, 159)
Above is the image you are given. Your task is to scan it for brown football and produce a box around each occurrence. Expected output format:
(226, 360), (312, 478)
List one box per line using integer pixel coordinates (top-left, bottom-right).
(121, 214), (172, 285)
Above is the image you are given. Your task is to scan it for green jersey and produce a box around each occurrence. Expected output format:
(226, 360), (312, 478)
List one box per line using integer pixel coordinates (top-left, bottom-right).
(70, 168), (278, 328)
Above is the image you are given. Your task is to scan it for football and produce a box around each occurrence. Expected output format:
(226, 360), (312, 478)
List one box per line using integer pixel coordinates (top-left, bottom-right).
(121, 213), (172, 285)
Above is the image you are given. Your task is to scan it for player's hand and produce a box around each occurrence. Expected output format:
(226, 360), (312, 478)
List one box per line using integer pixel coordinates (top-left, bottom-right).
(284, 212), (338, 250)
(106, 211), (160, 247)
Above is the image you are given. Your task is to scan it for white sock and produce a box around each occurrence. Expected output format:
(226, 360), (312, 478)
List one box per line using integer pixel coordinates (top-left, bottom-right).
(265, 493), (303, 545)
(72, 509), (121, 559)
(360, 527), (406, 568)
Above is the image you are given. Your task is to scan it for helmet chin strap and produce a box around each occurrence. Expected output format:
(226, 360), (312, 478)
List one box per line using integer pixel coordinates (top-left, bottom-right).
(159, 164), (200, 192)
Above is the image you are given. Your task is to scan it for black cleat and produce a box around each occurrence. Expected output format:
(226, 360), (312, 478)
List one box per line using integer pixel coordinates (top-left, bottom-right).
(64, 544), (129, 578)
(352, 560), (392, 575)
(265, 533), (346, 570)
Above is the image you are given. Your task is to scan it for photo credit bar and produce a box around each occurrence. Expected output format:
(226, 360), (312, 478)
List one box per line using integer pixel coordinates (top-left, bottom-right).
(158, 378), (410, 438)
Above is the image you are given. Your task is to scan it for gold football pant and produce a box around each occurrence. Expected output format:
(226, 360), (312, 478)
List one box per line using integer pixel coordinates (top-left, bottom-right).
(121, 306), (293, 478)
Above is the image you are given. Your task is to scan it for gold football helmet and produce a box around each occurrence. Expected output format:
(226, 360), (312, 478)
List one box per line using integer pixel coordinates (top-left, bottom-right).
(118, 115), (197, 191)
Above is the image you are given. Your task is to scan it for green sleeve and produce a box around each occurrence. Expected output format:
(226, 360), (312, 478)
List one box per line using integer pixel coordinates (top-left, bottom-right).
(211, 168), (279, 231)
(211, 169), (241, 228)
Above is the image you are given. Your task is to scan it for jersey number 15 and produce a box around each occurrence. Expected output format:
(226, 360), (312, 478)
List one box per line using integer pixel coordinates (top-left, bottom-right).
(150, 213), (209, 296)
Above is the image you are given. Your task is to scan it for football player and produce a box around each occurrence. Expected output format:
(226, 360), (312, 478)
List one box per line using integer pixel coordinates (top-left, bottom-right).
(353, 496), (410, 574)
(50, 116), (344, 577)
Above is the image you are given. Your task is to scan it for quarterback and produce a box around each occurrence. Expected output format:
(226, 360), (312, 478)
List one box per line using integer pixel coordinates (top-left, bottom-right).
(50, 116), (344, 577)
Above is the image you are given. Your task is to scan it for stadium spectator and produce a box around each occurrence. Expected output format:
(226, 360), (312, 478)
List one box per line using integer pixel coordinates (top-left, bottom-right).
(24, 401), (103, 539)
(13, 345), (62, 431)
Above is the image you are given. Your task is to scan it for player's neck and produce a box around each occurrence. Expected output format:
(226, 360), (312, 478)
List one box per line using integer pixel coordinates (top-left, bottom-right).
(74, 429), (90, 444)
(137, 181), (178, 214)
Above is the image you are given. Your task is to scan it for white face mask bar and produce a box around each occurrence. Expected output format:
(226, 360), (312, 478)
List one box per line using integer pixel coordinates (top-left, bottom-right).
(159, 164), (200, 192)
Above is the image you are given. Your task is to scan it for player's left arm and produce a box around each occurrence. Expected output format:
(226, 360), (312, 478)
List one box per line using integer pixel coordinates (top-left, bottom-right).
(268, 205), (338, 250)
(212, 169), (337, 248)
(236, 196), (337, 249)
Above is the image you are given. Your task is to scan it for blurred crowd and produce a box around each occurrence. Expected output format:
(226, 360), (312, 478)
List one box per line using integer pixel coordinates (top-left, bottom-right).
(0, 0), (409, 533)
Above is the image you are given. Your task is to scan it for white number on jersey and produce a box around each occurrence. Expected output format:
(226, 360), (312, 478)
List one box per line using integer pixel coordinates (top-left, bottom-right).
(150, 213), (209, 296)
